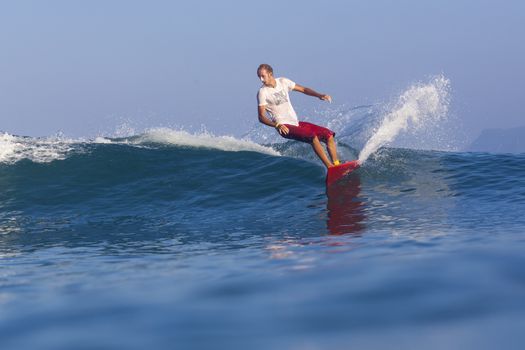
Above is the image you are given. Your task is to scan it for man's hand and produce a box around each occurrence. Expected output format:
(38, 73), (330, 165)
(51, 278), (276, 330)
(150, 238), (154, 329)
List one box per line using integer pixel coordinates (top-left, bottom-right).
(320, 94), (332, 103)
(276, 124), (289, 135)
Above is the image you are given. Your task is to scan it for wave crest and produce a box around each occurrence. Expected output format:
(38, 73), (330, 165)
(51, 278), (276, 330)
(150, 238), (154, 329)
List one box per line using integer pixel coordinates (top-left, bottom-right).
(0, 128), (280, 165)
(0, 133), (77, 164)
(130, 128), (280, 155)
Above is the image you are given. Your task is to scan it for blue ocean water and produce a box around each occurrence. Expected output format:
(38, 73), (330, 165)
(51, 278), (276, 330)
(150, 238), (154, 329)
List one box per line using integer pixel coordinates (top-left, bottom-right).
(1, 130), (524, 349)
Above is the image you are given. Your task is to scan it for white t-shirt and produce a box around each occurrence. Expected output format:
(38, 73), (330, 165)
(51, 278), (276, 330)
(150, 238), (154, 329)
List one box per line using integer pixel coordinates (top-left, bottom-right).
(257, 77), (299, 126)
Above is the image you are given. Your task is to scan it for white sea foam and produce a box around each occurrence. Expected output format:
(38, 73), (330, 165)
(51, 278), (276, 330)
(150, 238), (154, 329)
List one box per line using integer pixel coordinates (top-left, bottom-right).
(133, 128), (280, 156)
(0, 133), (76, 164)
(0, 133), (17, 162)
(93, 137), (112, 144)
(358, 75), (450, 163)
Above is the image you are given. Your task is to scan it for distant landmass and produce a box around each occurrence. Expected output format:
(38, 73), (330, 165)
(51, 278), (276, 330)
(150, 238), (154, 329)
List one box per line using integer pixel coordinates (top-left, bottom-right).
(467, 126), (525, 154)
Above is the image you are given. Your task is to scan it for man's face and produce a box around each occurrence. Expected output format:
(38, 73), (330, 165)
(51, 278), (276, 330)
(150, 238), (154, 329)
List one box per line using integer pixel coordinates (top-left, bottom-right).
(257, 69), (273, 86)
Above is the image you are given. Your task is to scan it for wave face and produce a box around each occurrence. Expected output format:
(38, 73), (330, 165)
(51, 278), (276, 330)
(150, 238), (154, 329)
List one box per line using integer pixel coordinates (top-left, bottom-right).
(1, 130), (524, 243)
(0, 131), (323, 245)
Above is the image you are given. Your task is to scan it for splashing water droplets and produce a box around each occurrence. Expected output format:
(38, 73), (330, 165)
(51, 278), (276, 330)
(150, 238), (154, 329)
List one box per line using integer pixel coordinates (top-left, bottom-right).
(358, 76), (450, 163)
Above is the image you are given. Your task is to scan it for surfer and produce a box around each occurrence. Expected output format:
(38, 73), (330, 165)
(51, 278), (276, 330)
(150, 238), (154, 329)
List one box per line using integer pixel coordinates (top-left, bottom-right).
(256, 64), (340, 168)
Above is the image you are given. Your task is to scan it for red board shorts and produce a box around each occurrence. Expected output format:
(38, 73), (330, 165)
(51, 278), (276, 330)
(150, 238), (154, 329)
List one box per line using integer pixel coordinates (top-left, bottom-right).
(281, 121), (335, 143)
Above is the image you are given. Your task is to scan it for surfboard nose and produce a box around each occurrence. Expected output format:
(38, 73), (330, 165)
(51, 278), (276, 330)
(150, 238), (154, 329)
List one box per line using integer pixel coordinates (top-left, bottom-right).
(326, 160), (360, 186)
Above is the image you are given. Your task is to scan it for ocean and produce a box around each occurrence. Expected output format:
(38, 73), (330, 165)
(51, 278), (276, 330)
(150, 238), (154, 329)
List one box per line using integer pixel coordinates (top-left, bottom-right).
(1, 77), (525, 349)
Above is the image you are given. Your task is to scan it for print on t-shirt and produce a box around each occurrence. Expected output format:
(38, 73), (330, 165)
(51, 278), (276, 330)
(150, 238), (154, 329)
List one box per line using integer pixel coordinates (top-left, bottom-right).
(272, 90), (288, 105)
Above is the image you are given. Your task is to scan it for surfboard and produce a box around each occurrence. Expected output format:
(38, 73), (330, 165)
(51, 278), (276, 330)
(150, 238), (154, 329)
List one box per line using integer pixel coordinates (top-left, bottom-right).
(326, 160), (360, 186)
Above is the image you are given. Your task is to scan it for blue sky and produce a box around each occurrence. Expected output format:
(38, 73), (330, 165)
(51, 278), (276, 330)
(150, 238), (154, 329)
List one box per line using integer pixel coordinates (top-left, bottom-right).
(1, 0), (524, 143)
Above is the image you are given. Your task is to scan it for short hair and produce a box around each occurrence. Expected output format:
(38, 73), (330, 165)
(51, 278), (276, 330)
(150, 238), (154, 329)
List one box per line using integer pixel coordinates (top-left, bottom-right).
(257, 63), (273, 75)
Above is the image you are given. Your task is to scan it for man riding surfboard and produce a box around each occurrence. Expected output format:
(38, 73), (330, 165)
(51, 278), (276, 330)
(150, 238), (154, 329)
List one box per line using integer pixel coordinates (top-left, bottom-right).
(256, 63), (341, 168)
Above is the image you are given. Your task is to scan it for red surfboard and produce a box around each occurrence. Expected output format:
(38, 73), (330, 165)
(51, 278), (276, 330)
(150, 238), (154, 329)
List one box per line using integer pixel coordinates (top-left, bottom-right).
(326, 160), (360, 186)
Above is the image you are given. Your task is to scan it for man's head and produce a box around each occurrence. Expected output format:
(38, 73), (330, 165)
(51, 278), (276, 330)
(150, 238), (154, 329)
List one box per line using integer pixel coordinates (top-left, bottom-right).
(257, 64), (275, 87)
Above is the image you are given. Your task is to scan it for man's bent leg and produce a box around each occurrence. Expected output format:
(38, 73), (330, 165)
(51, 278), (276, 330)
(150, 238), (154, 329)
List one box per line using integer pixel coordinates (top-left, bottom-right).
(312, 136), (333, 168)
(326, 135), (339, 164)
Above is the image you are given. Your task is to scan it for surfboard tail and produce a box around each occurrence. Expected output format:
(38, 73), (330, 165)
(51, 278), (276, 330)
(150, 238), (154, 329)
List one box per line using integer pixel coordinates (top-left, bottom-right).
(326, 160), (360, 186)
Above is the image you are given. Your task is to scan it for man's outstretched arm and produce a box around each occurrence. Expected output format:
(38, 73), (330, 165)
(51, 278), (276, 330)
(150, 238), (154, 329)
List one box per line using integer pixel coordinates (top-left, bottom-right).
(293, 84), (332, 103)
